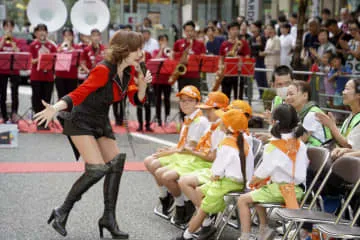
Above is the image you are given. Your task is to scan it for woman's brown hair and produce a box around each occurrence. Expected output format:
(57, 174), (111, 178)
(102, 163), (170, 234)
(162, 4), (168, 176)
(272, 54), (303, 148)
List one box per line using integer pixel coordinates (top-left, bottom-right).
(105, 30), (144, 64)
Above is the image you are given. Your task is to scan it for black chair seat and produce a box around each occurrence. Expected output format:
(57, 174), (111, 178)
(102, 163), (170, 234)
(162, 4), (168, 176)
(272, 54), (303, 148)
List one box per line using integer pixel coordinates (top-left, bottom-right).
(275, 209), (351, 224)
(315, 224), (360, 238)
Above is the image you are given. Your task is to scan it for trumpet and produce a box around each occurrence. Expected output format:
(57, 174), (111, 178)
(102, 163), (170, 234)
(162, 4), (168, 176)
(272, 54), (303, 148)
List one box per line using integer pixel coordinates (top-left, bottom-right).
(61, 41), (70, 49)
(163, 47), (172, 57)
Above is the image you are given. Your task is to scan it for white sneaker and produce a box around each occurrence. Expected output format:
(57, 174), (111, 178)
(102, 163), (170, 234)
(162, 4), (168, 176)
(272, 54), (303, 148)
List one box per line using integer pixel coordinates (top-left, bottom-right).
(275, 222), (291, 235)
(257, 226), (276, 240)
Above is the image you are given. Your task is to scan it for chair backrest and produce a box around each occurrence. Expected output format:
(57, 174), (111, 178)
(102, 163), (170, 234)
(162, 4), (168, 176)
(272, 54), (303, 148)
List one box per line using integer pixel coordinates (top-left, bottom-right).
(252, 137), (263, 168)
(299, 147), (331, 207)
(333, 156), (360, 185)
(307, 147), (330, 173)
(327, 156), (360, 224)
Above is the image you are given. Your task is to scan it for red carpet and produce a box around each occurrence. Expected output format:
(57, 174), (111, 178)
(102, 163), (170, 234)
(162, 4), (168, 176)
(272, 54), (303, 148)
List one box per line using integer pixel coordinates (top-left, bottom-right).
(0, 161), (147, 174)
(16, 120), (179, 134)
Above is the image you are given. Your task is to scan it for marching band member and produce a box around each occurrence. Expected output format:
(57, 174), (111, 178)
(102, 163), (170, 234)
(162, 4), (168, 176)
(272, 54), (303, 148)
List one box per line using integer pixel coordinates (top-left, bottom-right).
(29, 23), (57, 130)
(157, 92), (229, 225)
(172, 21), (206, 91)
(219, 22), (251, 100)
(152, 34), (172, 126)
(80, 28), (106, 75)
(237, 104), (308, 240)
(175, 109), (254, 240)
(144, 85), (209, 217)
(35, 30), (152, 239)
(142, 29), (159, 56)
(136, 50), (153, 132)
(0, 19), (21, 123)
(55, 27), (81, 99)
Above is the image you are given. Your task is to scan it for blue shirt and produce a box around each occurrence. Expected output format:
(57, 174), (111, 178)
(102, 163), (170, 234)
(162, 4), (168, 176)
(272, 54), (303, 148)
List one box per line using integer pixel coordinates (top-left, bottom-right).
(328, 66), (352, 93)
(206, 36), (225, 55)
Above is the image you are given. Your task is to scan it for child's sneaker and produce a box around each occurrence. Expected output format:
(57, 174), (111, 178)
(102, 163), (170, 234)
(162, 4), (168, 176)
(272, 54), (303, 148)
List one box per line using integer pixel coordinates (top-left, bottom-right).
(159, 192), (174, 215)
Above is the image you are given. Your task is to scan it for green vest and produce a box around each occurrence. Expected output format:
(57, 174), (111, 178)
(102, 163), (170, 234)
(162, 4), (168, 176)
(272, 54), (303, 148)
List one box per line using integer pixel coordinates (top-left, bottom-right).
(299, 103), (333, 147)
(340, 112), (360, 138)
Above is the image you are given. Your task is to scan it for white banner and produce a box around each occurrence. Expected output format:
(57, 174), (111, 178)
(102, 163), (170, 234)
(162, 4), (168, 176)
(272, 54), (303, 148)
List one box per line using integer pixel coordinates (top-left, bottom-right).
(246, 0), (259, 23)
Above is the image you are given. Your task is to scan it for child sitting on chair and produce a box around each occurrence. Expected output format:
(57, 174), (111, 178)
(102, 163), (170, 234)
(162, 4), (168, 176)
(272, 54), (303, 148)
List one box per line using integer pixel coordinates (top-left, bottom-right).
(144, 85), (209, 216)
(237, 104), (309, 240)
(175, 109), (254, 240)
(155, 91), (229, 225)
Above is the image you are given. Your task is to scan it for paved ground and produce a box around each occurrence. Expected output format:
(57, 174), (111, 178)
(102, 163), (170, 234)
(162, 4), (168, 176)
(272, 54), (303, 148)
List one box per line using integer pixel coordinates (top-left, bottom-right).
(1, 85), (248, 240)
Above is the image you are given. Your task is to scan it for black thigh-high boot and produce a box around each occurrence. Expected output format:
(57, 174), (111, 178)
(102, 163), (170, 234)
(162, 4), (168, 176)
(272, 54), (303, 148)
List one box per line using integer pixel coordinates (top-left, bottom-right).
(98, 153), (129, 239)
(48, 164), (110, 237)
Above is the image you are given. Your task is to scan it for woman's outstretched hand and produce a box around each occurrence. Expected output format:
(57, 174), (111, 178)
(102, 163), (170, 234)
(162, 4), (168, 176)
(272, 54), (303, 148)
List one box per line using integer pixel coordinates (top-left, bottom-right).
(34, 100), (57, 128)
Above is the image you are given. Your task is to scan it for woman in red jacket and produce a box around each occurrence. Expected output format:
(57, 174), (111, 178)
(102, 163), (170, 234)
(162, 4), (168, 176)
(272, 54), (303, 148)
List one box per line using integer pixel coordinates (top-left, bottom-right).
(34, 30), (152, 239)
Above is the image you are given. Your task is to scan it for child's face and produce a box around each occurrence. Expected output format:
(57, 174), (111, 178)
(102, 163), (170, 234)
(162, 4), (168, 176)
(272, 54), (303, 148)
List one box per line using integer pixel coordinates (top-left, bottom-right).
(179, 96), (198, 115)
(285, 85), (308, 110)
(321, 53), (331, 65)
(331, 58), (341, 69)
(203, 108), (218, 122)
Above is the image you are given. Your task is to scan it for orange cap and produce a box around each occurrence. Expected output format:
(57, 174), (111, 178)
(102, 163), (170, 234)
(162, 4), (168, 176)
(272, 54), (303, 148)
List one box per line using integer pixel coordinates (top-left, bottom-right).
(176, 85), (201, 101)
(228, 100), (252, 116)
(215, 109), (248, 133)
(196, 91), (229, 109)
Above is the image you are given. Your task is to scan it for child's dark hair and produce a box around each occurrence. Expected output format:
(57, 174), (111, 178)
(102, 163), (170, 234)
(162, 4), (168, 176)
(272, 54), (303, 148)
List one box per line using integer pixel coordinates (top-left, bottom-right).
(158, 34), (168, 41)
(270, 104), (306, 139)
(236, 133), (247, 182)
(290, 80), (312, 101)
(352, 78), (360, 94)
(227, 21), (240, 30)
(272, 65), (294, 83)
(183, 20), (195, 30)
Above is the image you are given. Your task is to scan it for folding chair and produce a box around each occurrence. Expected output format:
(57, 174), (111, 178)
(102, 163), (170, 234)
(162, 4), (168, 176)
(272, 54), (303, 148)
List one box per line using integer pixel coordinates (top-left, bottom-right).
(276, 156), (360, 240)
(314, 206), (360, 239)
(252, 137), (263, 169)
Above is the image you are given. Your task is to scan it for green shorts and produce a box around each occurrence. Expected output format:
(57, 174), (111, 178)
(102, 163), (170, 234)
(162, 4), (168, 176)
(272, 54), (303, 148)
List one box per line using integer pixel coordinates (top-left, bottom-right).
(250, 183), (304, 203)
(187, 168), (212, 185)
(158, 153), (191, 167)
(200, 177), (244, 214)
(168, 155), (212, 176)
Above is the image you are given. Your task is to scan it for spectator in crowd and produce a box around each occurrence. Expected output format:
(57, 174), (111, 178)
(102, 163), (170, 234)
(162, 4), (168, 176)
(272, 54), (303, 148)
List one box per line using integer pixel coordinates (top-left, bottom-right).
(261, 24), (281, 85)
(207, 20), (218, 29)
(326, 19), (353, 59)
(321, 8), (331, 25)
(289, 13), (298, 40)
(205, 26), (224, 55)
(136, 17), (152, 31)
(220, 20), (228, 38)
(196, 29), (206, 43)
(249, 20), (268, 97)
(327, 53), (351, 107)
(142, 29), (159, 56)
(239, 20), (251, 42)
(279, 23), (294, 66)
(338, 8), (351, 33)
(340, 21), (360, 75)
(303, 18), (321, 66)
(309, 29), (336, 66)
(275, 14), (287, 36)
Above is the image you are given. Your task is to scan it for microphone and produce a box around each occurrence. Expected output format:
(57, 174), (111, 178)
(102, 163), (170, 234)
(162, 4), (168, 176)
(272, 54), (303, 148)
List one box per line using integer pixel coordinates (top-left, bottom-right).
(139, 61), (147, 76)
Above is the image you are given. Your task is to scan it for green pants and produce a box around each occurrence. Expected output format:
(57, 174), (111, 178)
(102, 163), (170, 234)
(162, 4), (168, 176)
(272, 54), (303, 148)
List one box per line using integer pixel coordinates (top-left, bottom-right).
(250, 183), (304, 203)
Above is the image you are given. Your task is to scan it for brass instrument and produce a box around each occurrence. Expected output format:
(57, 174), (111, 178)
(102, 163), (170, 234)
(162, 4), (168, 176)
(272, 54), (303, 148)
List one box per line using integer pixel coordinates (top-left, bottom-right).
(168, 40), (193, 85)
(212, 62), (225, 91)
(61, 40), (71, 49)
(227, 39), (242, 57)
(163, 47), (172, 57)
(4, 34), (13, 44)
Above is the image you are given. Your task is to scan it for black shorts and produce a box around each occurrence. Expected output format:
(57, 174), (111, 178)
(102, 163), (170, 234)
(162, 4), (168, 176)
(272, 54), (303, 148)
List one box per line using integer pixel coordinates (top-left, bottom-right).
(62, 113), (115, 140)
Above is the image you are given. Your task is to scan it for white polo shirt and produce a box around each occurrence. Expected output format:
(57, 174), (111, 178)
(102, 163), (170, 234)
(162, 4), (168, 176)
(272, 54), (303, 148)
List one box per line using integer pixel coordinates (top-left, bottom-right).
(254, 133), (309, 185)
(211, 134), (254, 182)
(302, 112), (326, 144)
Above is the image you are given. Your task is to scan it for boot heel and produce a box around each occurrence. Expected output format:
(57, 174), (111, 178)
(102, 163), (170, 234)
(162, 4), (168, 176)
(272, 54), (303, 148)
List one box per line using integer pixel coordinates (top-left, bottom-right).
(47, 210), (55, 224)
(99, 223), (104, 238)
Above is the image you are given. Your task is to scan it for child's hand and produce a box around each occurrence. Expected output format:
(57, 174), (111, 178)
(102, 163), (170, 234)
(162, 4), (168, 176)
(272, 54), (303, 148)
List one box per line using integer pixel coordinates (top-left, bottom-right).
(211, 175), (220, 182)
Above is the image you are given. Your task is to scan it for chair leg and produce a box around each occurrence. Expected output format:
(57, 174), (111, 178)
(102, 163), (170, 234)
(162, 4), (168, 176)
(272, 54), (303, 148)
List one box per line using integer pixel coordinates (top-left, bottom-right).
(216, 204), (236, 240)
